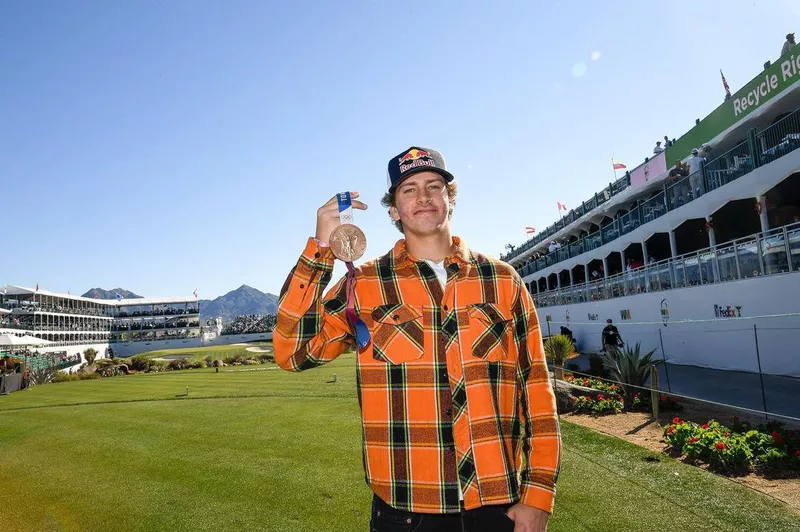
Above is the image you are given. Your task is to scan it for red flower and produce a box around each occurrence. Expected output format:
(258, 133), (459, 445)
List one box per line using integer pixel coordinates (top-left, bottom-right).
(673, 417), (681, 424)
(724, 431), (730, 437)
(701, 424), (709, 429)
(772, 431), (785, 445)
(633, 393), (639, 398)
(597, 394), (605, 401)
(570, 396), (578, 403)
(794, 450), (800, 456)
(660, 394), (668, 401)
(667, 427), (676, 434)
(715, 442), (726, 450)
(688, 436), (699, 443)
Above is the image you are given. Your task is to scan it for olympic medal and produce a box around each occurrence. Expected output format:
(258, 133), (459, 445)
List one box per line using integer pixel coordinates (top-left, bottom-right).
(330, 224), (367, 262)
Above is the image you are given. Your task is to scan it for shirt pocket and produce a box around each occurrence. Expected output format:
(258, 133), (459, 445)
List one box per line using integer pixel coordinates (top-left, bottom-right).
(371, 304), (425, 365)
(465, 303), (514, 362)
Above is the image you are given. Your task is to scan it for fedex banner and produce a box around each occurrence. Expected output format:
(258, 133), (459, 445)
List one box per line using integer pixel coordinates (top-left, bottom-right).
(630, 151), (667, 188)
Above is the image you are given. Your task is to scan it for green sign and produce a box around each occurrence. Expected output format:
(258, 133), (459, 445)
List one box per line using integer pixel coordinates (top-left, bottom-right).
(666, 44), (800, 161)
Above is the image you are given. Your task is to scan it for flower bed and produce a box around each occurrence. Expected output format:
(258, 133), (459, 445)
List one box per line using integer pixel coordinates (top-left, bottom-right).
(570, 393), (624, 415)
(563, 373), (681, 412)
(664, 417), (800, 476)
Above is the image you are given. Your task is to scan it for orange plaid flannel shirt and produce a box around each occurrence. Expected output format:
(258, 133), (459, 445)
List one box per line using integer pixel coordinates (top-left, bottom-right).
(275, 237), (560, 514)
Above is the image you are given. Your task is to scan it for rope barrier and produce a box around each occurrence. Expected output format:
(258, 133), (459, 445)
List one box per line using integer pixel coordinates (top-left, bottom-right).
(558, 367), (800, 424)
(544, 311), (800, 327)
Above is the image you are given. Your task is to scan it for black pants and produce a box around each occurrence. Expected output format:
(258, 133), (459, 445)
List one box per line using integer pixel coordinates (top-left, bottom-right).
(369, 494), (515, 532)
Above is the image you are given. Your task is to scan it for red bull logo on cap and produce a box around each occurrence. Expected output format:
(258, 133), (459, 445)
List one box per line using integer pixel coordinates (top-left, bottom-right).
(398, 148), (435, 173)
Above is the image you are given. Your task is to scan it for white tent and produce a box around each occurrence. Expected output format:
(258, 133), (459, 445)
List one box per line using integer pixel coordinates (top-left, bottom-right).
(0, 334), (52, 347)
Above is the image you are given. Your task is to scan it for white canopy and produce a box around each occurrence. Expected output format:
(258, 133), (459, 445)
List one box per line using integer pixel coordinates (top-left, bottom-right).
(0, 334), (52, 346)
(0, 308), (10, 315)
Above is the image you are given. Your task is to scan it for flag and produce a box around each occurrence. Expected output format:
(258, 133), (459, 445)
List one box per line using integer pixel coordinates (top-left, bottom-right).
(525, 226), (536, 235)
(720, 69), (731, 98)
(193, 289), (199, 299)
(504, 243), (515, 250)
(35, 283), (39, 292)
(115, 293), (122, 301)
(557, 202), (567, 211)
(612, 159), (627, 170)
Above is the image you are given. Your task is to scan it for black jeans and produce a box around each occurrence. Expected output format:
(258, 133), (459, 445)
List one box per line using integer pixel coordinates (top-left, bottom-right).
(369, 494), (515, 532)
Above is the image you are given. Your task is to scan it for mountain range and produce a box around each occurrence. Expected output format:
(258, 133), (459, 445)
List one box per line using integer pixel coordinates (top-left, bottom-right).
(83, 284), (278, 322)
(82, 288), (143, 300)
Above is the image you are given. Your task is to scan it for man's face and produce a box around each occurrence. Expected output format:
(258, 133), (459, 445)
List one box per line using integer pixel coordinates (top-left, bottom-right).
(390, 172), (452, 237)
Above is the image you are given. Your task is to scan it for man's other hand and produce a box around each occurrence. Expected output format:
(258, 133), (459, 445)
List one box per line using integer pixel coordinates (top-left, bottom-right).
(506, 503), (549, 531)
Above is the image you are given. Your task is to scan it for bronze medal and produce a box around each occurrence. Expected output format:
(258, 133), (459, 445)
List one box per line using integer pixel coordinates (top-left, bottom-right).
(330, 224), (367, 262)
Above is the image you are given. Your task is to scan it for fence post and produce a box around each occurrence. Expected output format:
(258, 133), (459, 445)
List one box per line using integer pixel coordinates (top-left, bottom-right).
(658, 328), (672, 392)
(753, 324), (769, 420)
(650, 366), (659, 420)
(748, 128), (761, 168)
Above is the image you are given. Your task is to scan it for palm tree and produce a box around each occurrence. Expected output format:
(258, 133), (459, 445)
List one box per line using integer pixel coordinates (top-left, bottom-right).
(544, 334), (578, 380)
(597, 342), (661, 405)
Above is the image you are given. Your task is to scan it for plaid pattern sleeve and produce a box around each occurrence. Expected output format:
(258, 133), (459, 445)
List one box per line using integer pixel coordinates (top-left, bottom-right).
(513, 274), (561, 513)
(274, 238), (354, 371)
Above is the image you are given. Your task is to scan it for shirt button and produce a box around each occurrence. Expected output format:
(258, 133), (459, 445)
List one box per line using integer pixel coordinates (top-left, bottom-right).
(299, 284), (305, 289)
(314, 252), (320, 258)
(445, 408), (452, 416)
(393, 314), (400, 321)
(443, 305), (449, 311)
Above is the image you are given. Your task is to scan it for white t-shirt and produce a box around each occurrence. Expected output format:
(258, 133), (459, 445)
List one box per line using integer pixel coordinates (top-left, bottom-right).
(687, 155), (705, 175)
(424, 259), (447, 289)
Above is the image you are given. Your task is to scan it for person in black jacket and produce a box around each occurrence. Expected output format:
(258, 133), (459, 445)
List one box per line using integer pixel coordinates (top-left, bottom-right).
(601, 319), (623, 352)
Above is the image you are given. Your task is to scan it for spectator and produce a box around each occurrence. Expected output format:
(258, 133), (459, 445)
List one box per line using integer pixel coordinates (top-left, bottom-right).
(548, 241), (561, 253)
(782, 33), (795, 57)
(686, 148), (706, 198)
(664, 135), (672, 148)
(653, 141), (664, 154)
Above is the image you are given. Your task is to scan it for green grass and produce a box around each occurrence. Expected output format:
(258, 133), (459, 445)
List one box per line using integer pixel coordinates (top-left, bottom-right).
(0, 352), (797, 531)
(130, 342), (273, 362)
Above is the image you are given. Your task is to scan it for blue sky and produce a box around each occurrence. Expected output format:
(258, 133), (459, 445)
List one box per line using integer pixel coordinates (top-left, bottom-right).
(2, 0), (798, 299)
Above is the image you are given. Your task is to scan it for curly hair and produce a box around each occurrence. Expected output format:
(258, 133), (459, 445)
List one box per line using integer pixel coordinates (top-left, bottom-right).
(380, 181), (458, 233)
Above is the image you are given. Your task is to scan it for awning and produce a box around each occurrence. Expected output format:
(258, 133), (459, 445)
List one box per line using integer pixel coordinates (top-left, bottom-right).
(0, 334), (53, 346)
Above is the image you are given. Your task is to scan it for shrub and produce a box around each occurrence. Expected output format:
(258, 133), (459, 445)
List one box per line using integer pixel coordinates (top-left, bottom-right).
(127, 355), (152, 372)
(189, 359), (208, 369)
(587, 354), (610, 378)
(571, 394), (623, 415)
(52, 371), (101, 383)
(223, 353), (246, 365)
(597, 343), (660, 406)
(544, 335), (577, 365)
(83, 348), (98, 366)
(167, 358), (191, 371)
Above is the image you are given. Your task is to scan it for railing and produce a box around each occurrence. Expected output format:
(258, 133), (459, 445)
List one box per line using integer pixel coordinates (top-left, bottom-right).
(513, 107), (800, 278)
(501, 174), (632, 261)
(532, 222), (800, 308)
(704, 140), (753, 193)
(755, 109), (800, 166)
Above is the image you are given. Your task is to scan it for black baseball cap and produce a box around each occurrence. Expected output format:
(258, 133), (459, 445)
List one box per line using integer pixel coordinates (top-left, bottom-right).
(387, 146), (455, 193)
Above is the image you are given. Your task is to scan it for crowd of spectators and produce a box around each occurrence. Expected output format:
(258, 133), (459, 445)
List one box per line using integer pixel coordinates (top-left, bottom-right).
(112, 319), (200, 332)
(117, 307), (199, 318)
(221, 314), (277, 335)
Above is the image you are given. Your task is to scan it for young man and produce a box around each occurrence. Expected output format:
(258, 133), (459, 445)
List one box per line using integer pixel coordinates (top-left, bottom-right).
(274, 146), (560, 531)
(601, 319), (623, 353)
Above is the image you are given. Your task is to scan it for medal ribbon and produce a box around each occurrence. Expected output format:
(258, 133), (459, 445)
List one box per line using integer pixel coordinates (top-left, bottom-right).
(337, 192), (370, 349)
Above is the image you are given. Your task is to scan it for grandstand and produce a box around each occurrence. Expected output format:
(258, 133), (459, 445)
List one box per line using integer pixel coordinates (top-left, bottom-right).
(220, 314), (276, 336)
(0, 284), (199, 362)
